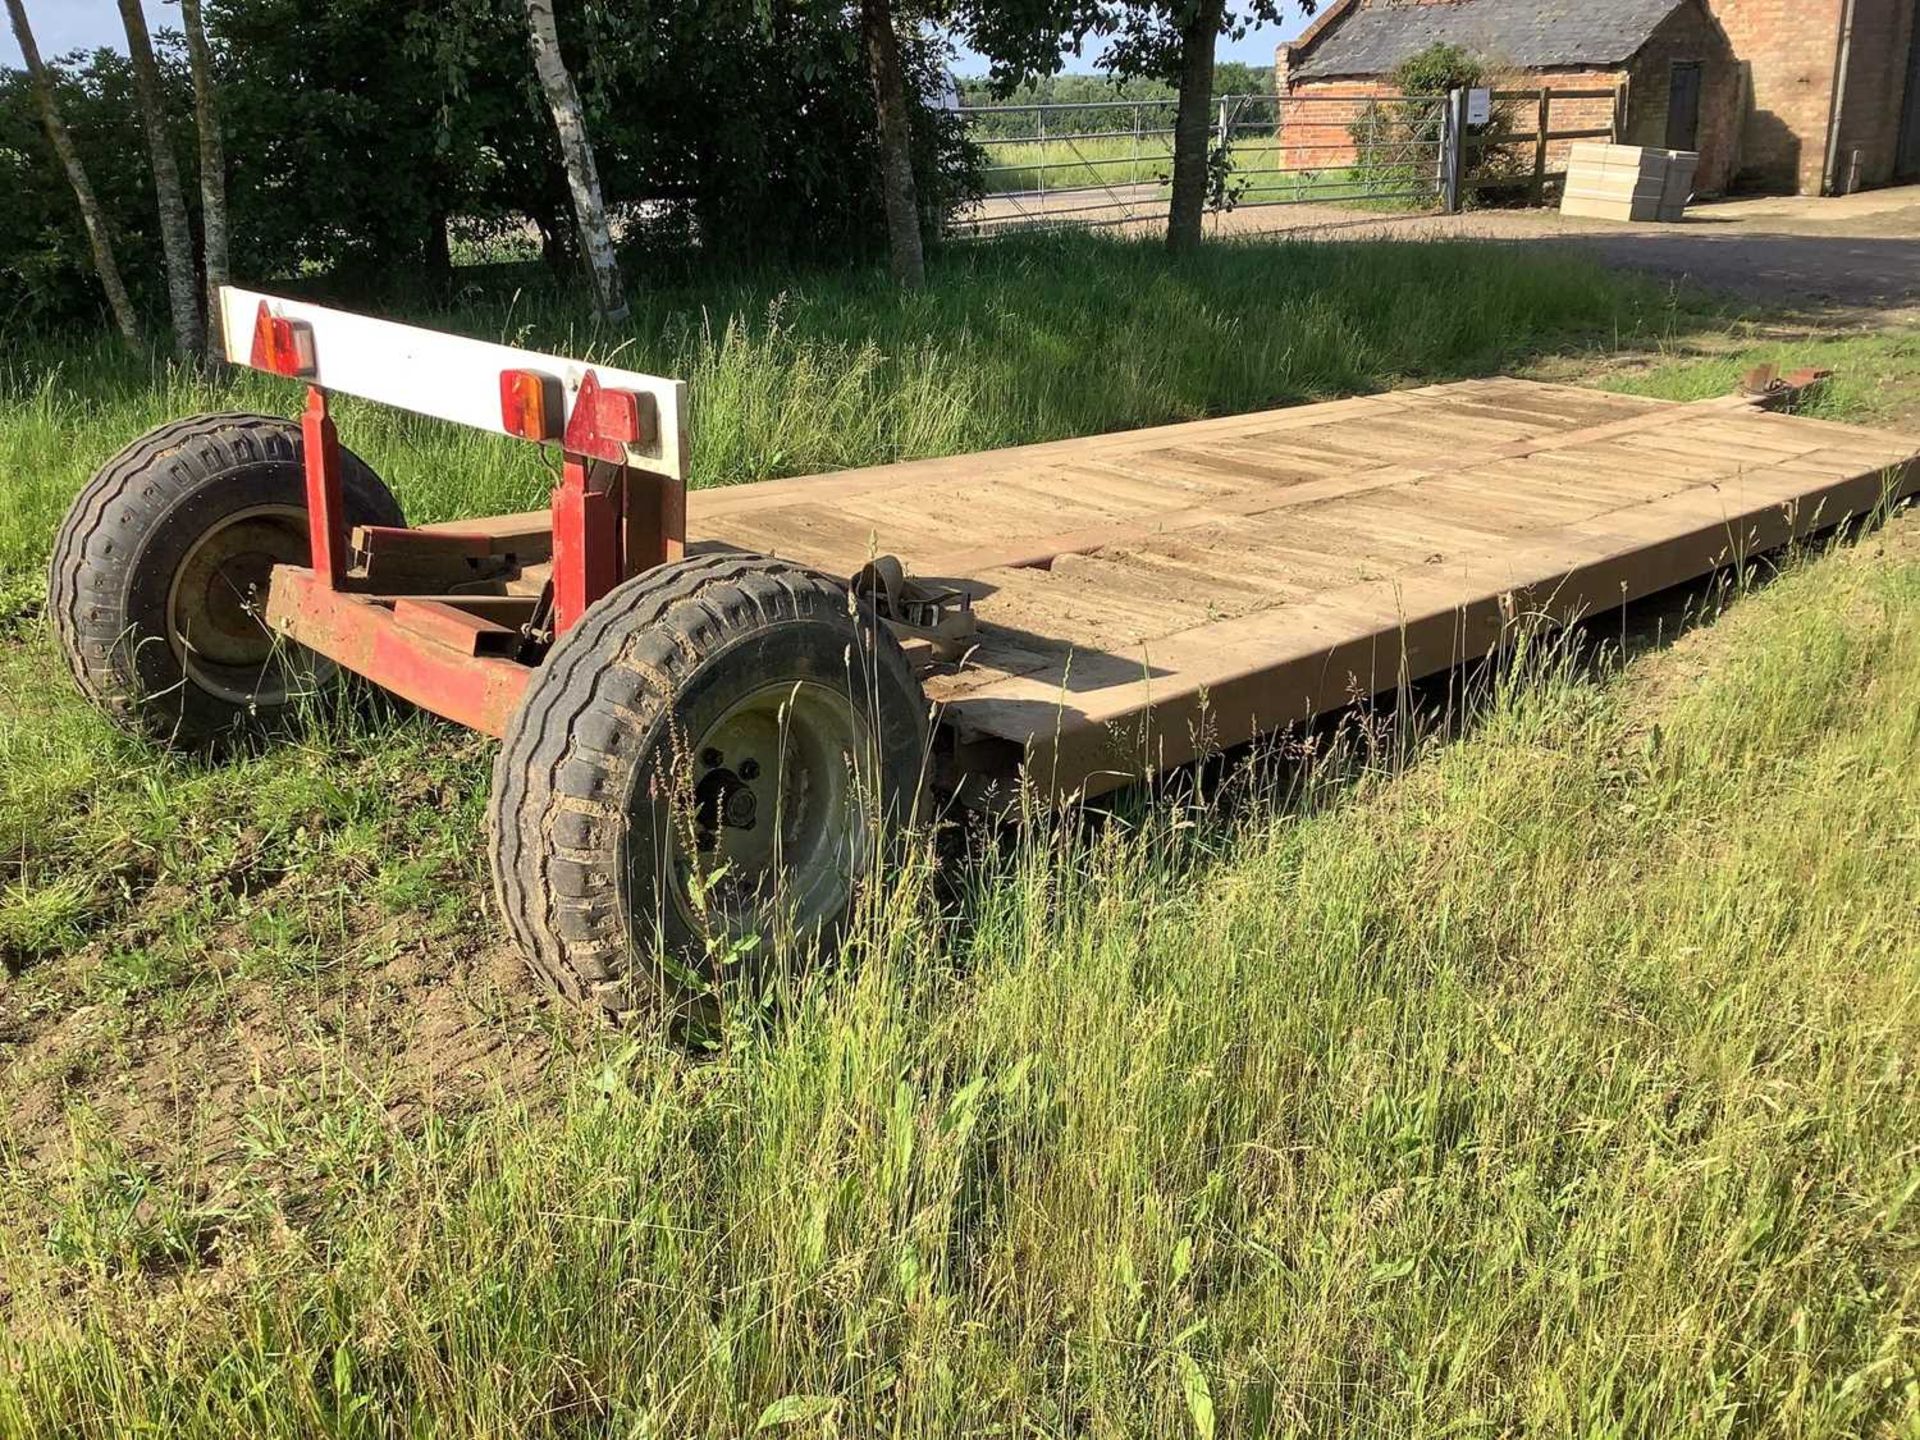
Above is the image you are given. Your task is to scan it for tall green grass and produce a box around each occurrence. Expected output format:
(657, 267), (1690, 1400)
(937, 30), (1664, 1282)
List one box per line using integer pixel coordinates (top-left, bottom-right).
(3, 232), (1915, 1435)
(1, 232), (1692, 589)
(2, 514), (1916, 1436)
(1598, 326), (1920, 429)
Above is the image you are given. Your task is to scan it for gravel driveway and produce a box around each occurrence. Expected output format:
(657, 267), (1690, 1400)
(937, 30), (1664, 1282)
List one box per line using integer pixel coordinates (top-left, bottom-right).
(978, 185), (1920, 313)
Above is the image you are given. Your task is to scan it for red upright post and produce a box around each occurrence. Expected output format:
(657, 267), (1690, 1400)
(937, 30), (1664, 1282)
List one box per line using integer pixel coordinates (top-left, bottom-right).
(301, 385), (349, 588)
(551, 453), (620, 634)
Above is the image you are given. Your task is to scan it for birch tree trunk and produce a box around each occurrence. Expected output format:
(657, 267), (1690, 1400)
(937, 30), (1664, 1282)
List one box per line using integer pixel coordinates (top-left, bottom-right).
(179, 0), (229, 357)
(859, 0), (925, 289)
(522, 0), (628, 324)
(117, 0), (204, 358)
(4, 0), (141, 347)
(1165, 0), (1224, 255)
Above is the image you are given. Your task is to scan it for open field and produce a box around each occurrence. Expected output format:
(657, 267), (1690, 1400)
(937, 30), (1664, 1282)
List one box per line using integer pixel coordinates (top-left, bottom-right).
(2, 233), (1917, 1435)
(979, 136), (1299, 194)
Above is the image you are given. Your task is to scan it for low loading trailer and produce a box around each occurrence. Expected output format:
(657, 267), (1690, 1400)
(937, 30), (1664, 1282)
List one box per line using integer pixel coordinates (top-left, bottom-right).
(50, 289), (1920, 1018)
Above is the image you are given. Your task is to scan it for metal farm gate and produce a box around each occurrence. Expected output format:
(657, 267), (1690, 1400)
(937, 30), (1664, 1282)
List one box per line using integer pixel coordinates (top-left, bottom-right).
(952, 85), (1621, 237)
(954, 91), (1448, 235)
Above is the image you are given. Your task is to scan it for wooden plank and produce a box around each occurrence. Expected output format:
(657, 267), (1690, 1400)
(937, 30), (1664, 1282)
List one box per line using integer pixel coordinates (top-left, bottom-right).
(908, 397), (1765, 580)
(689, 391), (1424, 520)
(1143, 445), (1350, 486)
(947, 447), (1918, 795)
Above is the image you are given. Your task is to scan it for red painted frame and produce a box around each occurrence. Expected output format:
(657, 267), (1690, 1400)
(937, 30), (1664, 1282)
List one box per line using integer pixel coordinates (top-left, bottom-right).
(269, 383), (687, 735)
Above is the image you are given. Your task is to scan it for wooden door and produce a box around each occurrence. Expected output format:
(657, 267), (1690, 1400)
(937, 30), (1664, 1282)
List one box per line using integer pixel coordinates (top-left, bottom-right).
(1666, 61), (1702, 152)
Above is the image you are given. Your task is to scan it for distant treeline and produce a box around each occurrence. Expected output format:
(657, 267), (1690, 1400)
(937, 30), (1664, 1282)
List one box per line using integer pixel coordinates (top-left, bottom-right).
(1, 0), (974, 332)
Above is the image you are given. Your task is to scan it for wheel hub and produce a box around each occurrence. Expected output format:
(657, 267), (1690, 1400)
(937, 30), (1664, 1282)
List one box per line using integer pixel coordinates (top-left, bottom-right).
(693, 764), (760, 845)
(676, 681), (872, 940)
(165, 505), (312, 706)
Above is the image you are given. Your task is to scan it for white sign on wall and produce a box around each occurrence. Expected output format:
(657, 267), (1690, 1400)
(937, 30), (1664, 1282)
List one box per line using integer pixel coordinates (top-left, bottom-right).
(1466, 88), (1492, 126)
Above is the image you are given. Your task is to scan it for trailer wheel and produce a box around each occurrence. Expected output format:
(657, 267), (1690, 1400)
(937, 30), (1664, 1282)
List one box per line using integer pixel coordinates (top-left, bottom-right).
(47, 412), (404, 743)
(490, 553), (928, 1020)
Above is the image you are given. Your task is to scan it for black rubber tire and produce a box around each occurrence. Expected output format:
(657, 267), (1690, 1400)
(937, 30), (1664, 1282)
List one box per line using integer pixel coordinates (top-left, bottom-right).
(47, 412), (403, 744)
(489, 552), (928, 1020)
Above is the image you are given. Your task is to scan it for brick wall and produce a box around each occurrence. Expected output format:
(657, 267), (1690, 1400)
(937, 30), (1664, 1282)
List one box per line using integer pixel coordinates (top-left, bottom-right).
(1620, 1), (1743, 192)
(1525, 74), (1622, 167)
(1273, 78), (1409, 172)
(1830, 0), (1917, 187)
(1272, 73), (1621, 185)
(1278, 0), (1909, 195)
(1703, 0), (1846, 192)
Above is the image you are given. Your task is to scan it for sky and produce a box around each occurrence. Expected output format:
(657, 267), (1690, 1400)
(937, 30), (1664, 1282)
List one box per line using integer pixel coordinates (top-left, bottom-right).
(950, 14), (1310, 75)
(3, 0), (1308, 73)
(2, 0), (175, 67)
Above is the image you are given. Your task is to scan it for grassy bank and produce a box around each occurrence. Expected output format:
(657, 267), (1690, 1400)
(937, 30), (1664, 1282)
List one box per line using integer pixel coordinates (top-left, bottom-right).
(1596, 324), (1920, 429)
(2, 231), (1917, 1435)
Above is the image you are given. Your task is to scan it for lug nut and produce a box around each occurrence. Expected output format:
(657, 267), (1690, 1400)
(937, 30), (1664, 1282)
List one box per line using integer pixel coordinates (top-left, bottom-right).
(700, 747), (723, 768)
(738, 758), (761, 781)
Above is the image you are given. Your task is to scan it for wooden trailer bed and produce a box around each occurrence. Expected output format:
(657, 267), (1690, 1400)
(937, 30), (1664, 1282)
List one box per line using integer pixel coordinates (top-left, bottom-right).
(439, 377), (1919, 802)
(701, 378), (1919, 799)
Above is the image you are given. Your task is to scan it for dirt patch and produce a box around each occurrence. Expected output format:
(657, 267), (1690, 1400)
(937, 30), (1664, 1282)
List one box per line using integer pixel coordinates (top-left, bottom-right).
(1, 911), (585, 1173)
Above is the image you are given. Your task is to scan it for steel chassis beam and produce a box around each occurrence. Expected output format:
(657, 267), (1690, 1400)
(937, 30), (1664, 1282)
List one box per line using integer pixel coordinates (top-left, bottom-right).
(266, 384), (687, 735)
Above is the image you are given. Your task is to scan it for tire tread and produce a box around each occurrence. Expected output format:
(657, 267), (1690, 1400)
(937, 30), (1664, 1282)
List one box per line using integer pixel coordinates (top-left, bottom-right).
(46, 412), (400, 739)
(489, 553), (923, 1018)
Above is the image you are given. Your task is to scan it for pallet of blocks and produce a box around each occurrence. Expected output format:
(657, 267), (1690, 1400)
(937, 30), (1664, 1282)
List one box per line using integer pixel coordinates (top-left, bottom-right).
(1560, 142), (1697, 222)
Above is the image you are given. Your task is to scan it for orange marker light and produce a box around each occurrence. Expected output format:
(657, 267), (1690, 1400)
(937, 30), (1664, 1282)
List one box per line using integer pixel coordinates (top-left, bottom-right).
(499, 368), (561, 441)
(248, 302), (316, 377)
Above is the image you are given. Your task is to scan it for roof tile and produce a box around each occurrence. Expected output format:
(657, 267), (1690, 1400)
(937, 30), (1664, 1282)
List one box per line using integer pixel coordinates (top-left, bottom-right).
(1291, 0), (1684, 77)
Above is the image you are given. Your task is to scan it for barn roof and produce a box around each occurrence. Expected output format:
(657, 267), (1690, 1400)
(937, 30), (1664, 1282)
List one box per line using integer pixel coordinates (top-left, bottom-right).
(1289, 0), (1689, 78)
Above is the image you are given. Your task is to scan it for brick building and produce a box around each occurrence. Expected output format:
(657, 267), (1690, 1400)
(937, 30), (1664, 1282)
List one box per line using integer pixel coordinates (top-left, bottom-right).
(1275, 0), (1920, 195)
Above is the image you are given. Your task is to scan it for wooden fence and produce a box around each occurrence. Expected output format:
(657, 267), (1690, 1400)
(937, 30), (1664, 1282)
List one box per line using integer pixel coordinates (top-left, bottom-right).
(1461, 86), (1623, 205)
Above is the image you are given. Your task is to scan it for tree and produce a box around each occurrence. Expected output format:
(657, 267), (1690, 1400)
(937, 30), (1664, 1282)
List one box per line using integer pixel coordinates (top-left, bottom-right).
(952, 0), (1097, 96)
(1079, 0), (1309, 254)
(117, 0), (204, 357)
(1164, 0), (1224, 252)
(834, 0), (1117, 288)
(521, 0), (627, 323)
(1, 0), (982, 326)
(3, 0), (142, 346)
(211, 0), (496, 292)
(860, 0), (924, 288)
(176, 0), (228, 352)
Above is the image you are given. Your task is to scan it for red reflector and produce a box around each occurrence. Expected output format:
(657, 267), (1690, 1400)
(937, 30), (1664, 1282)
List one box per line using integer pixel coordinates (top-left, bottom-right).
(562, 369), (656, 462)
(499, 368), (561, 442)
(248, 301), (316, 377)
(592, 388), (644, 445)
